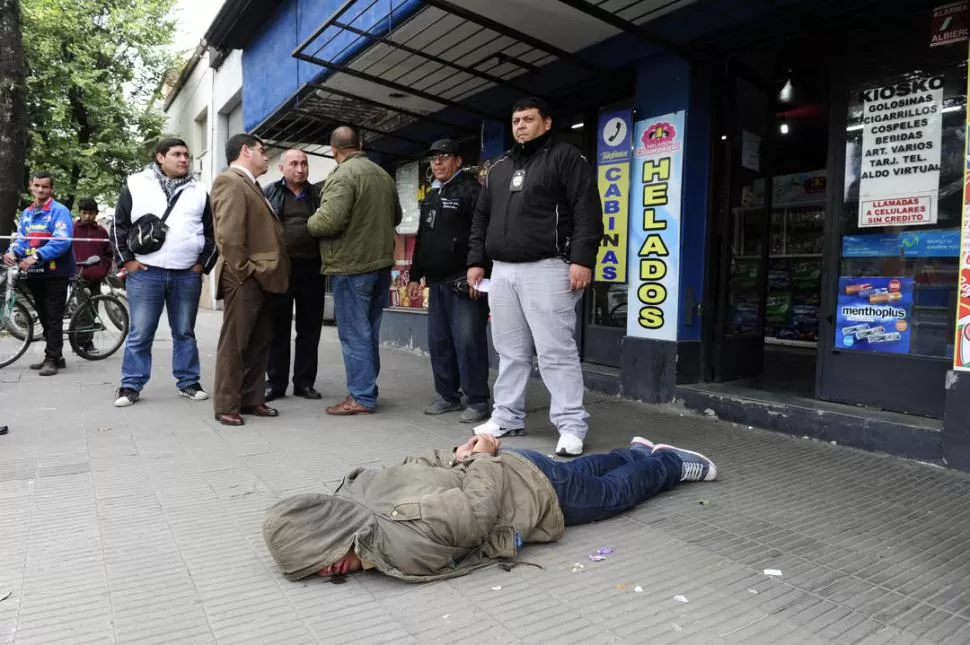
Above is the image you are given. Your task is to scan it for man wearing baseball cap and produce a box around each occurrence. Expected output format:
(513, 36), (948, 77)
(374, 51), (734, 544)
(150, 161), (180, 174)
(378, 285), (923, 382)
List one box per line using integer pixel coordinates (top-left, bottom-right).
(407, 139), (490, 423)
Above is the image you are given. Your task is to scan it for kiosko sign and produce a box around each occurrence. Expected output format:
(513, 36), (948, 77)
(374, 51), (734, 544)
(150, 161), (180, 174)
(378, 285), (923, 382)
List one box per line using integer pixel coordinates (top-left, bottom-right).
(858, 76), (943, 228)
(626, 112), (685, 341)
(595, 109), (632, 283)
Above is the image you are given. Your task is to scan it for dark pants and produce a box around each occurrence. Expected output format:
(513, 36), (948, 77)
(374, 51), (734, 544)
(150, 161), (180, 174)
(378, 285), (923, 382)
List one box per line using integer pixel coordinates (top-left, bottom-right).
(267, 258), (325, 394)
(511, 448), (683, 526)
(332, 269), (391, 409)
(25, 277), (69, 360)
(75, 278), (103, 348)
(214, 277), (273, 414)
(428, 282), (490, 406)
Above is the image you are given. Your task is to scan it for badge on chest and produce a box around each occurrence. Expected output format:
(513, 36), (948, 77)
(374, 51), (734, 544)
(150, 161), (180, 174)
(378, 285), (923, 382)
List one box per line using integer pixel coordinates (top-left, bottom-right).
(509, 169), (526, 192)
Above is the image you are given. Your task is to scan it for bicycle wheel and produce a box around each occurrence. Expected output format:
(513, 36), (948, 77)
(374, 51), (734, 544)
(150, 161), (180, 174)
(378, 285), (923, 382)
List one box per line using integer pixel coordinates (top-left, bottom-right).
(5, 293), (41, 342)
(0, 302), (33, 368)
(68, 294), (129, 360)
(106, 294), (128, 330)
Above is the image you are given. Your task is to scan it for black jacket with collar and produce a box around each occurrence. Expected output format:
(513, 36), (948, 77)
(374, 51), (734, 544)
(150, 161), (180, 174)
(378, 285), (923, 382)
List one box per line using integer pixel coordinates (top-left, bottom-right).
(467, 133), (603, 269)
(263, 179), (322, 218)
(411, 170), (484, 284)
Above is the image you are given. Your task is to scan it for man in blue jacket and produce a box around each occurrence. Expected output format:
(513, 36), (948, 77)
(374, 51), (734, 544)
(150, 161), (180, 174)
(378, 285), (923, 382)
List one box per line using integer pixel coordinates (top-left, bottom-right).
(2, 172), (76, 376)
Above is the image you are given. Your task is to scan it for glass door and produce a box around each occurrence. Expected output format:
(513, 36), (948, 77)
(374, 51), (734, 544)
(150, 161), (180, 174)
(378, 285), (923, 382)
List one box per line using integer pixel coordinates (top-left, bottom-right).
(817, 17), (966, 418)
(709, 70), (776, 382)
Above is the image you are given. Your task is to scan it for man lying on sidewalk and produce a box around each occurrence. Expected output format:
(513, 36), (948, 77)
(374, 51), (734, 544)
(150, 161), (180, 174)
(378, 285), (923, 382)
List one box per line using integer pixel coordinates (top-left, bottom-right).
(263, 435), (716, 582)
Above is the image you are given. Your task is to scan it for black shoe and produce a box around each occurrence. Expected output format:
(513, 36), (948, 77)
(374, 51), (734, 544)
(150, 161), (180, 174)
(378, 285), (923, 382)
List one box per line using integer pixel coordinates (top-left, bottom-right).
(38, 358), (59, 376)
(293, 387), (322, 400)
(30, 357), (66, 370)
(265, 388), (285, 402)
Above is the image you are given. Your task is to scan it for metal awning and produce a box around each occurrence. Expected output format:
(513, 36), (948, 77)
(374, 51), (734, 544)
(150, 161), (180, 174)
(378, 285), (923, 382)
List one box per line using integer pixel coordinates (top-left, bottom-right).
(252, 0), (698, 160)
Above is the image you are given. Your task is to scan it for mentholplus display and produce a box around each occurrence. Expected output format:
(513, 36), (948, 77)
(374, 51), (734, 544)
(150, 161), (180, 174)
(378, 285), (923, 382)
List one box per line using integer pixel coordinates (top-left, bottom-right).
(835, 276), (914, 354)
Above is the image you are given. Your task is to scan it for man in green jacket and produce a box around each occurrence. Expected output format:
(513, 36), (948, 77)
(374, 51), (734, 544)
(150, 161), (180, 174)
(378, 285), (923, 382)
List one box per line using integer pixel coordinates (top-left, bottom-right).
(263, 436), (717, 582)
(308, 126), (402, 416)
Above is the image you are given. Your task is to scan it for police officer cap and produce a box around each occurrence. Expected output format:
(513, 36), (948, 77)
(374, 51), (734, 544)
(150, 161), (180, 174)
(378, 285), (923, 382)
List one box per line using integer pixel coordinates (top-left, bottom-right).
(427, 139), (460, 157)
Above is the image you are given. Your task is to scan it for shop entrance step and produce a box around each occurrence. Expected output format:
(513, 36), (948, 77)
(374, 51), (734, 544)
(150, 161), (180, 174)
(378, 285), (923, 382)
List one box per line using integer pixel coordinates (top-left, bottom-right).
(675, 382), (943, 465)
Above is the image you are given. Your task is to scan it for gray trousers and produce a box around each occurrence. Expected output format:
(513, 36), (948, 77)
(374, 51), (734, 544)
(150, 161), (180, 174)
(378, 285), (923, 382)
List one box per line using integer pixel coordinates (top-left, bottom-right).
(489, 259), (589, 439)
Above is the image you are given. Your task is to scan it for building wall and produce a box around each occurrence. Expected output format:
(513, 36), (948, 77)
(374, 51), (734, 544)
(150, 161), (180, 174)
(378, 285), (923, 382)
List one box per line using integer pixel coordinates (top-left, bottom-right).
(164, 55), (212, 170)
(241, 0), (422, 132)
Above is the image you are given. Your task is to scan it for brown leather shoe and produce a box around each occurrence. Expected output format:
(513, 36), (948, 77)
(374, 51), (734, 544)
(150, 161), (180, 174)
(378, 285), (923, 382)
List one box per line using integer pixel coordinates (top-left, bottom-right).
(326, 396), (375, 416)
(240, 404), (279, 417)
(215, 413), (245, 426)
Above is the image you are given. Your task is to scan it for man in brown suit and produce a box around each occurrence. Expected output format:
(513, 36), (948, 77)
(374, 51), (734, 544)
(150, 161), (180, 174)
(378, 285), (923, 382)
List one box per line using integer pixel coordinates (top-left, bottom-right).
(210, 134), (289, 426)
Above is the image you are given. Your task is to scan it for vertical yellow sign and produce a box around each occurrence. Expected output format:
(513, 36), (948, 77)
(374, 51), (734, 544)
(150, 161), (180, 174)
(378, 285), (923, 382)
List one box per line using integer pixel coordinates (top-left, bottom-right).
(596, 163), (629, 282)
(594, 110), (633, 283)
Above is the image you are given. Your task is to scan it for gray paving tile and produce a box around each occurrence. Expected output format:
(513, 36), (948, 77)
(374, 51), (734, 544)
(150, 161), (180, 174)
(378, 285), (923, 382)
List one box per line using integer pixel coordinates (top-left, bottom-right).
(3, 312), (969, 645)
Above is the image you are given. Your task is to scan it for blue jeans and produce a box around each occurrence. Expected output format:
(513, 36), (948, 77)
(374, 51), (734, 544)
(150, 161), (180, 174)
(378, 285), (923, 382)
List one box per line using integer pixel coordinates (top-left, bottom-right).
(121, 267), (203, 391)
(332, 269), (391, 409)
(510, 448), (683, 526)
(428, 282), (490, 406)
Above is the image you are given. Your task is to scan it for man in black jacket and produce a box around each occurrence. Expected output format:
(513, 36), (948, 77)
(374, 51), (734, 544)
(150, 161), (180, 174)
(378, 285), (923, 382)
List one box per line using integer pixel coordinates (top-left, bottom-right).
(263, 150), (325, 401)
(407, 140), (490, 423)
(467, 97), (603, 457)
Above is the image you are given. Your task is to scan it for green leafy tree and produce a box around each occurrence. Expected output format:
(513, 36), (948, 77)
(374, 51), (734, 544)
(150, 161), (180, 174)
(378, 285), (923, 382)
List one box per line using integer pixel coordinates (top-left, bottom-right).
(22, 0), (179, 210)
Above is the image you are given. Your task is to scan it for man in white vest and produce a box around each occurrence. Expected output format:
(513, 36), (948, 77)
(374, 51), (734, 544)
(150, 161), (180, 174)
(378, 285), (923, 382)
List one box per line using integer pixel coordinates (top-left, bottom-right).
(111, 137), (218, 407)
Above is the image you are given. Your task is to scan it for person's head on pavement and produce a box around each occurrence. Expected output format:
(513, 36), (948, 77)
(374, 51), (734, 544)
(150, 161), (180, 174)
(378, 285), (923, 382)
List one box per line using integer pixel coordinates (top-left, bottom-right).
(511, 97), (552, 144)
(280, 149), (310, 189)
(155, 137), (191, 179)
(226, 133), (269, 179)
(426, 139), (463, 183)
(77, 197), (99, 226)
(263, 494), (373, 581)
(329, 126), (362, 164)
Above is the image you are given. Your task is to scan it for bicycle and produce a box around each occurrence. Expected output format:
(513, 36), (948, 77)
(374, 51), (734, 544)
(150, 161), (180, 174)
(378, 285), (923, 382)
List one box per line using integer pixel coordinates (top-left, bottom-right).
(0, 256), (130, 368)
(11, 260), (128, 342)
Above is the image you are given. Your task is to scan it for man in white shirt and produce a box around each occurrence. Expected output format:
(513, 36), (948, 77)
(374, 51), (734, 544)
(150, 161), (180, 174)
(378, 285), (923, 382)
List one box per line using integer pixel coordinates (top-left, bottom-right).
(111, 138), (218, 407)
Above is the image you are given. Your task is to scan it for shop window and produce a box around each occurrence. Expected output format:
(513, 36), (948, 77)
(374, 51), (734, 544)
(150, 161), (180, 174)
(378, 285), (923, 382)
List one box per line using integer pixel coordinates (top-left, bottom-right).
(390, 159), (428, 310)
(389, 156), (488, 310)
(838, 27), (967, 359)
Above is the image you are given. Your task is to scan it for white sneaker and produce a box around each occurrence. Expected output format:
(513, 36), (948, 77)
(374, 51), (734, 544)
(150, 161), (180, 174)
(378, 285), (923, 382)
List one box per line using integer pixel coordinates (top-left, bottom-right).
(179, 383), (209, 401)
(473, 419), (525, 437)
(555, 434), (584, 457)
(113, 388), (139, 408)
(630, 436), (655, 452)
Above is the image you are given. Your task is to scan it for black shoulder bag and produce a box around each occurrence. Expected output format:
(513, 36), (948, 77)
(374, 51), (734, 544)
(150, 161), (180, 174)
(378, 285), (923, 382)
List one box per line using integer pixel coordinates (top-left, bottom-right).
(128, 190), (184, 256)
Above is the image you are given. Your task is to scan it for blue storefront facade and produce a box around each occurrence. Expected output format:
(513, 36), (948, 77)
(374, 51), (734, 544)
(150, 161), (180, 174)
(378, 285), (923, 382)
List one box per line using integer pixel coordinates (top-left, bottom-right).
(205, 0), (970, 470)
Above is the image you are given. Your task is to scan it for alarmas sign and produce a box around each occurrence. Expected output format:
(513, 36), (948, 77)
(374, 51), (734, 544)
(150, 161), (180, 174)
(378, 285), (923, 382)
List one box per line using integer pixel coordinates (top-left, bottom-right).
(626, 112), (685, 341)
